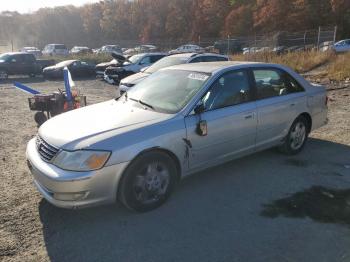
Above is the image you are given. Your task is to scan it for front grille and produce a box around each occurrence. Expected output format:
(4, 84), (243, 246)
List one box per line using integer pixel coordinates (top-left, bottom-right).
(36, 136), (59, 162)
(105, 67), (118, 75)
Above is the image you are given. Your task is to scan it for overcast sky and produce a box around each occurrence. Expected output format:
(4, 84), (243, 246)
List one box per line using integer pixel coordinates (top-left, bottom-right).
(0, 0), (100, 13)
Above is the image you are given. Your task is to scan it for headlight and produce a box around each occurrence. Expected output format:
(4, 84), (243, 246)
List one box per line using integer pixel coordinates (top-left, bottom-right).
(53, 150), (111, 171)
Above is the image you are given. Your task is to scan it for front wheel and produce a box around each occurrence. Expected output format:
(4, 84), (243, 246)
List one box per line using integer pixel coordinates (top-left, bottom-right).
(0, 70), (8, 80)
(280, 116), (309, 155)
(118, 151), (178, 212)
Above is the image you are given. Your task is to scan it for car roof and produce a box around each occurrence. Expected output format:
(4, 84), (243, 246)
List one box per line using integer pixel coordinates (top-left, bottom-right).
(133, 52), (167, 57)
(3, 52), (32, 56)
(168, 52), (226, 58)
(163, 61), (284, 74)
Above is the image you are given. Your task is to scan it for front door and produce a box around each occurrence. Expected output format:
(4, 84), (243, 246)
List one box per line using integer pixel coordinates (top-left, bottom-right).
(185, 70), (257, 170)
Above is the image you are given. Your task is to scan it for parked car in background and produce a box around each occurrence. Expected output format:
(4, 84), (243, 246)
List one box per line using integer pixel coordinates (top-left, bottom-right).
(272, 46), (286, 55)
(104, 52), (167, 85)
(332, 39), (350, 53)
(0, 52), (54, 79)
(169, 44), (204, 54)
(20, 47), (42, 57)
(124, 45), (158, 56)
(97, 45), (123, 55)
(43, 60), (95, 79)
(70, 46), (93, 55)
(26, 61), (328, 212)
(42, 44), (69, 56)
(319, 41), (334, 52)
(243, 47), (259, 55)
(119, 52), (229, 92)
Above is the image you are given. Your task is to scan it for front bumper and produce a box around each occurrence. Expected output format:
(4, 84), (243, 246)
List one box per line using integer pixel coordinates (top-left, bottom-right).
(104, 74), (117, 85)
(26, 138), (129, 209)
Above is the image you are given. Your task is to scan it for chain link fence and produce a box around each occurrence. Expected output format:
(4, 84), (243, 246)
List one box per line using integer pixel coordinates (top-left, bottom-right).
(1, 26), (338, 55)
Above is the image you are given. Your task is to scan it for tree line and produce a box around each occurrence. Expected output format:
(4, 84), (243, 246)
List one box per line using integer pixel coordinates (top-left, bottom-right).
(0, 0), (349, 49)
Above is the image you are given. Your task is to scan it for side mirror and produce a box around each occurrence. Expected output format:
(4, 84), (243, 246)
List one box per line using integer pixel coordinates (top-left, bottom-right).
(194, 103), (205, 114)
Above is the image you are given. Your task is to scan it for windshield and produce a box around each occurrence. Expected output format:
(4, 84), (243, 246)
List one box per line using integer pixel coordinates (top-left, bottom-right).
(125, 54), (143, 65)
(55, 45), (67, 50)
(0, 54), (11, 61)
(127, 69), (210, 114)
(145, 56), (188, 74)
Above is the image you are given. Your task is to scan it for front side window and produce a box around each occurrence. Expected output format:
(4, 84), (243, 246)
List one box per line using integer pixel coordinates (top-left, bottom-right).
(140, 56), (151, 65)
(201, 70), (252, 111)
(127, 70), (210, 114)
(253, 69), (304, 100)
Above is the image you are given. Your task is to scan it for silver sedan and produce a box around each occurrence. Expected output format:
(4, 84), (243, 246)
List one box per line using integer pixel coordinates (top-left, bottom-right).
(26, 62), (328, 212)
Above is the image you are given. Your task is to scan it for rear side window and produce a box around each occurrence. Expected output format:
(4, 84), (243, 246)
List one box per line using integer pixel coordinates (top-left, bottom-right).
(253, 69), (304, 100)
(202, 56), (228, 62)
(189, 57), (203, 63)
(150, 55), (164, 63)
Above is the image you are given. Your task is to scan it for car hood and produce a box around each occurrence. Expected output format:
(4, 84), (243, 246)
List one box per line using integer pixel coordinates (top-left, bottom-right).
(43, 65), (62, 71)
(96, 60), (118, 68)
(121, 72), (149, 84)
(38, 99), (171, 150)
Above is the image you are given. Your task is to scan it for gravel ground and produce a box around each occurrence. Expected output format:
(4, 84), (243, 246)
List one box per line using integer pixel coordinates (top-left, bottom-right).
(0, 76), (350, 262)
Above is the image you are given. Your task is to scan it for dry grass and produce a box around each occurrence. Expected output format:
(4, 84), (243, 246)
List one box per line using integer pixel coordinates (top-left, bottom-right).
(327, 52), (350, 81)
(45, 53), (113, 64)
(231, 51), (334, 73)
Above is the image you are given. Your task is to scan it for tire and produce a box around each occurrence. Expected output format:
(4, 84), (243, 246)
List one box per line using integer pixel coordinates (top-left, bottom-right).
(280, 116), (309, 155)
(0, 70), (8, 80)
(118, 151), (178, 212)
(34, 112), (47, 127)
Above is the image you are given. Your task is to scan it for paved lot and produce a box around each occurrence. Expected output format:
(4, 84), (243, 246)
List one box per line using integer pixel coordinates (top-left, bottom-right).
(0, 77), (350, 262)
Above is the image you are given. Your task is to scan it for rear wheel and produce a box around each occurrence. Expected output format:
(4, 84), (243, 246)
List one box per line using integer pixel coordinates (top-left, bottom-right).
(118, 151), (178, 212)
(280, 116), (309, 155)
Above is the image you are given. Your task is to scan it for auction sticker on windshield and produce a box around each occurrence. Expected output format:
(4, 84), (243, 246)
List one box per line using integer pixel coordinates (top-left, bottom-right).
(188, 73), (209, 81)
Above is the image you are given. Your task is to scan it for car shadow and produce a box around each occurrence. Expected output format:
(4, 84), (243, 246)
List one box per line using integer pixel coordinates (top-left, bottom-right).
(0, 76), (45, 85)
(38, 138), (350, 262)
(44, 75), (97, 81)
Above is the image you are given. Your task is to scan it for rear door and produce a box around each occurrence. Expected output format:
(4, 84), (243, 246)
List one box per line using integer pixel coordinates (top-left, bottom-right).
(185, 69), (257, 170)
(23, 54), (36, 74)
(251, 68), (306, 149)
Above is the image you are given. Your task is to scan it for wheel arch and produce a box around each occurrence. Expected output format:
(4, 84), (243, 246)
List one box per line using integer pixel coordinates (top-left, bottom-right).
(116, 146), (182, 198)
(299, 112), (312, 133)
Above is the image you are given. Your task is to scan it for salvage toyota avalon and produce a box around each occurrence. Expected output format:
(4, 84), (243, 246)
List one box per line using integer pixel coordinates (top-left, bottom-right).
(26, 62), (328, 212)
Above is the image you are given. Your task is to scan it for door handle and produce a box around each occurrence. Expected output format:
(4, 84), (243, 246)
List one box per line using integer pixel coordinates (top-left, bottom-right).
(244, 114), (253, 119)
(290, 103), (295, 107)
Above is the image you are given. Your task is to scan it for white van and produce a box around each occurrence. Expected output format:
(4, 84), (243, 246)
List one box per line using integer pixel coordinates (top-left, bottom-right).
(42, 44), (69, 56)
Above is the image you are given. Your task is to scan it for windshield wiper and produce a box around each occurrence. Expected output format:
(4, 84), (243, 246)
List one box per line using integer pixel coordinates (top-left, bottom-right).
(139, 100), (154, 110)
(129, 97), (154, 110)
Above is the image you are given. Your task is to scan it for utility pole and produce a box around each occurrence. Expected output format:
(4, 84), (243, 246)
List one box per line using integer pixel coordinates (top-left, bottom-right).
(317, 26), (321, 51)
(333, 26), (337, 43)
(227, 35), (230, 56)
